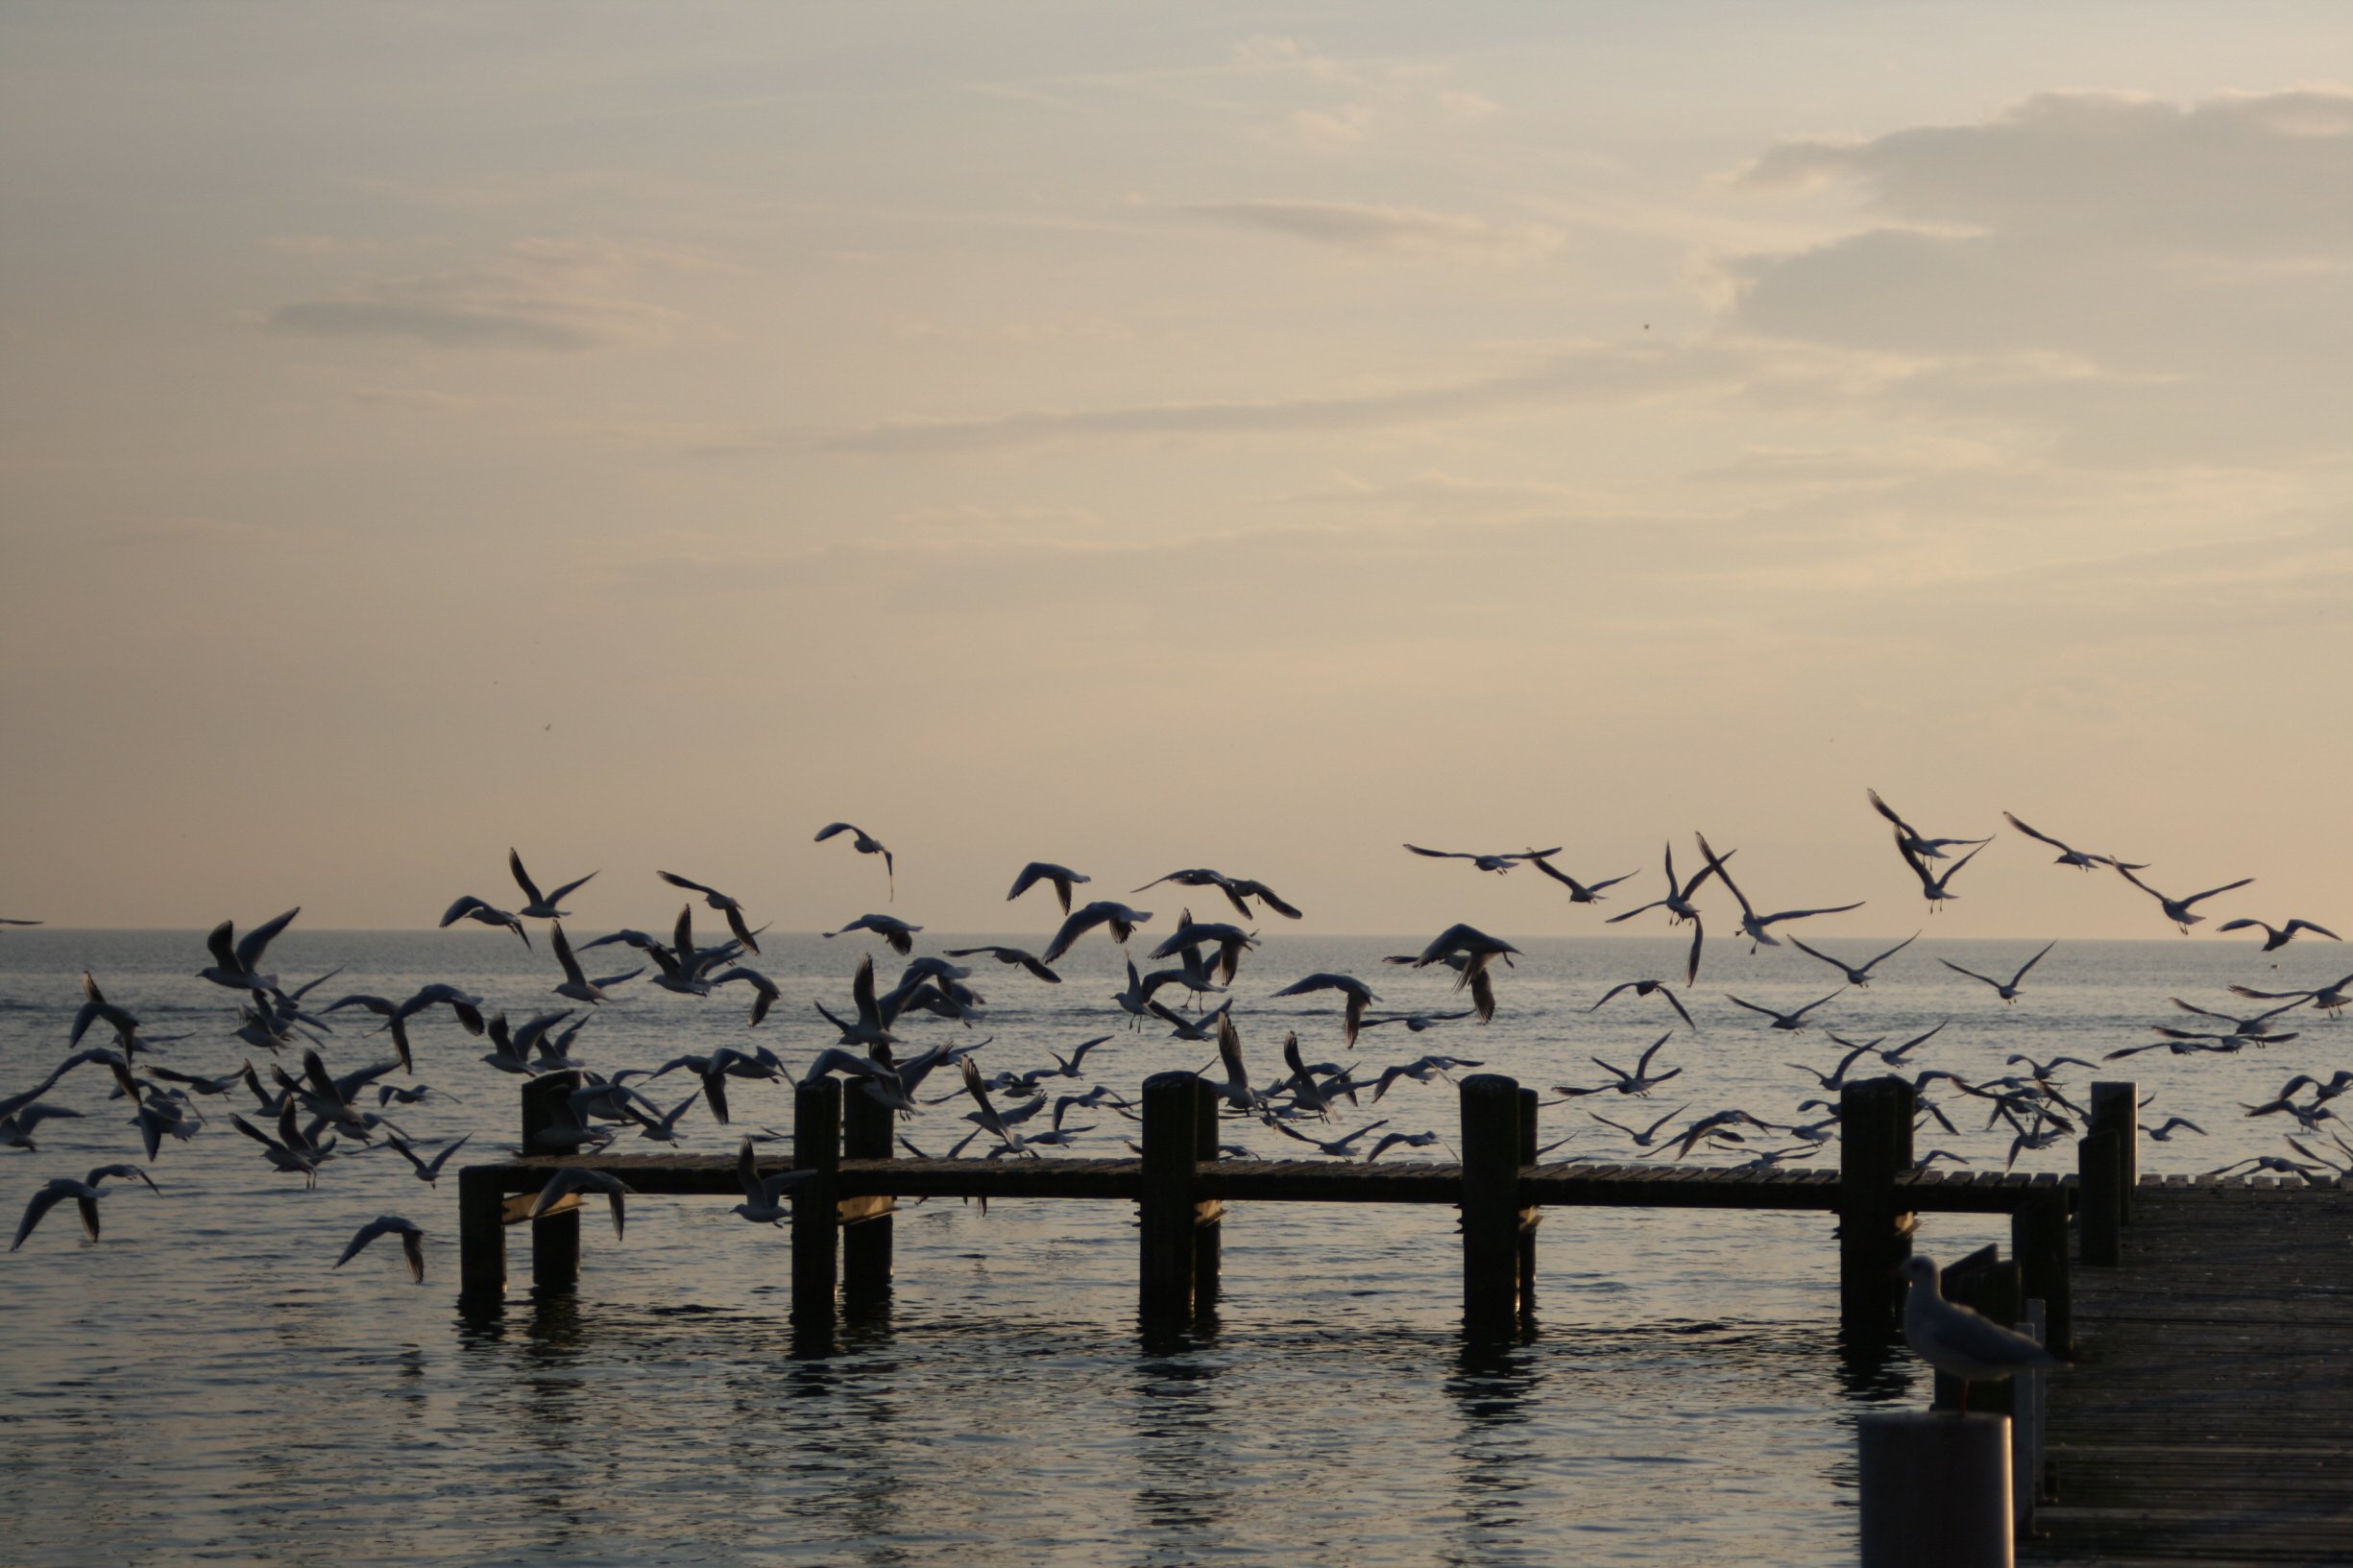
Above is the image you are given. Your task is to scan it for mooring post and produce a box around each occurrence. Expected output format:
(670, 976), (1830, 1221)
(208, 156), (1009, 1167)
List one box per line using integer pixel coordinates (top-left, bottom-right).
(1192, 1076), (1223, 1315)
(1516, 1084), (1540, 1315)
(2088, 1080), (2137, 1224)
(2011, 1187), (2073, 1355)
(520, 1071), (582, 1293)
(791, 1076), (843, 1331)
(457, 1164), (506, 1314)
(1139, 1072), (1200, 1332)
(1857, 1412), (2015, 1568)
(2078, 1127), (2123, 1266)
(1839, 1075), (1916, 1335)
(840, 1082), (894, 1314)
(1460, 1073), (1522, 1339)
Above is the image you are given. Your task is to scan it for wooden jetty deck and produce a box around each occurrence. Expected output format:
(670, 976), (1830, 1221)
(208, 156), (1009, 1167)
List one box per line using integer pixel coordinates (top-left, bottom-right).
(2022, 1177), (2353, 1566)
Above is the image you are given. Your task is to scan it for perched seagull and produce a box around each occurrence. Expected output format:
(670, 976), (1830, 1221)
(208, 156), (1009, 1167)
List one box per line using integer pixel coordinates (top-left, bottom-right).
(2002, 811), (2144, 873)
(2218, 918), (2341, 953)
(508, 851), (597, 919)
(656, 870), (763, 953)
(198, 907), (300, 993)
(336, 1216), (425, 1283)
(943, 945), (1062, 984)
(440, 895), (529, 948)
(1007, 861), (1091, 915)
(1588, 979), (1694, 1029)
(1899, 1253), (2063, 1413)
(1267, 973), (1380, 1045)
(1528, 855), (1637, 905)
(825, 913), (922, 956)
(1940, 940), (2059, 1004)
(1895, 832), (1985, 910)
(529, 1168), (633, 1239)
(1697, 832), (1862, 952)
(1868, 789), (1992, 861)
(1402, 844), (1561, 875)
(1788, 933), (1918, 988)
(814, 822), (895, 900)
(731, 1137), (813, 1223)
(1040, 901), (1153, 964)
(2113, 863), (2254, 934)
(1725, 989), (1845, 1031)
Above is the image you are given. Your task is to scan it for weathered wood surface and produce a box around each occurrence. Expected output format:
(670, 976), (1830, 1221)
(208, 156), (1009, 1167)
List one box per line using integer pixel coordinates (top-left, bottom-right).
(2022, 1183), (2353, 1565)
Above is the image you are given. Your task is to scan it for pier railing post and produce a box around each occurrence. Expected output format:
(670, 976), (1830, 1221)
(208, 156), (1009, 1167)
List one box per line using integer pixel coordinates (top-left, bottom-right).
(840, 1082), (894, 1314)
(458, 1164), (506, 1314)
(2012, 1188), (2073, 1356)
(2078, 1127), (2123, 1267)
(1192, 1077), (1224, 1316)
(1858, 1412), (2014, 1568)
(1516, 1085), (1540, 1316)
(521, 1071), (581, 1293)
(1139, 1072), (1200, 1333)
(791, 1076), (843, 1334)
(1840, 1076), (1916, 1335)
(2089, 1081), (2137, 1225)
(1460, 1073), (1522, 1339)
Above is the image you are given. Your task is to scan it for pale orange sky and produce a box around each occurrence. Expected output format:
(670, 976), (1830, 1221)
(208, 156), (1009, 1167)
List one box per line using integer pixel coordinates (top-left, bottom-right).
(1, 5), (2347, 938)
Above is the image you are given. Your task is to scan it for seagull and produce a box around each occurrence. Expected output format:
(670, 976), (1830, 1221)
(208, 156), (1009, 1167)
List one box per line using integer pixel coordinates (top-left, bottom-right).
(1040, 901), (1153, 963)
(1366, 1128), (1449, 1161)
(440, 894), (529, 948)
(2141, 1116), (2207, 1142)
(1895, 832), (1985, 910)
(2167, 996), (2305, 1039)
(1149, 910), (1259, 985)
(1939, 940), (2058, 1003)
(1202, 1011), (1258, 1112)
(1867, 789), (1992, 861)
(528, 1168), (633, 1238)
(731, 1137), (813, 1223)
(2001, 811), (2146, 873)
(1357, 1009), (1476, 1035)
(710, 965), (781, 1026)
(1133, 868), (1302, 921)
(958, 1056), (1032, 1156)
(386, 1134), (471, 1184)
(656, 870), (763, 953)
(1724, 989), (1845, 1031)
(1588, 1102), (1690, 1150)
(1269, 973), (1379, 1045)
(2218, 918), (2341, 953)
(1873, 1020), (1949, 1067)
(2206, 1154), (2325, 1184)
(0, 1102), (83, 1152)
(942, 945), (1062, 984)
(12, 1164), (157, 1249)
(549, 922), (639, 1005)
(2230, 972), (2353, 1018)
(1696, 832), (1862, 951)
(1783, 1038), (1883, 1094)
(1605, 841), (1726, 927)
(814, 822), (895, 900)
(1270, 1117), (1392, 1158)
(1588, 979), (1694, 1029)
(825, 913), (922, 956)
(1560, 1031), (1683, 1098)
(335, 1216), (425, 1283)
(1528, 855), (1637, 905)
(1007, 861), (1091, 915)
(2113, 863), (2255, 934)
(1368, 1052), (1483, 1101)
(1788, 933), (1918, 988)
(1403, 843), (1561, 875)
(508, 851), (597, 919)
(813, 954), (897, 1053)
(198, 907), (300, 993)
(1898, 1253), (2063, 1413)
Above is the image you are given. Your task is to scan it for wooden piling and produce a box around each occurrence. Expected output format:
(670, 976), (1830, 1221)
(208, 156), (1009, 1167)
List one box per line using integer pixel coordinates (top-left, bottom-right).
(791, 1076), (843, 1329)
(520, 1071), (582, 1292)
(1138, 1072), (1200, 1330)
(840, 1082), (895, 1313)
(457, 1164), (506, 1313)
(1192, 1077), (1223, 1315)
(2088, 1080), (2137, 1224)
(1459, 1073), (1522, 1338)
(1857, 1412), (2015, 1568)
(1516, 1085), (1540, 1315)
(2011, 1186), (2072, 1355)
(2078, 1127), (2123, 1266)
(1840, 1075), (1917, 1334)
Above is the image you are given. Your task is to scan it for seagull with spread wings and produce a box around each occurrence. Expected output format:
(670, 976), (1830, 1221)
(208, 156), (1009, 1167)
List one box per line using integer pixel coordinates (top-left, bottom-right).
(1867, 789), (1991, 861)
(1939, 940), (2059, 1003)
(815, 822), (895, 900)
(2114, 863), (2254, 933)
(1695, 832), (1862, 952)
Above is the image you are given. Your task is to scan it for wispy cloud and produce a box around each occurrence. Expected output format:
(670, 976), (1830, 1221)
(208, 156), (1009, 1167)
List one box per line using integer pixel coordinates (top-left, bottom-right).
(1189, 199), (1563, 261)
(264, 238), (694, 351)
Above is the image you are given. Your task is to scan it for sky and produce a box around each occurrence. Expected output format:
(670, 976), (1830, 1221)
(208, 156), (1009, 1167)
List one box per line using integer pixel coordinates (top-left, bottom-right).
(2, 3), (2349, 940)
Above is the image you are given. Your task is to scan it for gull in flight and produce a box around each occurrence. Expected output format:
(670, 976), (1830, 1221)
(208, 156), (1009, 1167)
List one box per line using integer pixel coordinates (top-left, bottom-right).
(1696, 832), (1862, 952)
(1403, 844), (1562, 876)
(731, 1137), (814, 1223)
(1358, 1009), (1475, 1035)
(1556, 1031), (1683, 1098)
(1132, 867), (1303, 921)
(440, 894), (529, 948)
(1783, 1037), (1884, 1095)
(549, 923), (641, 1005)
(335, 1216), (425, 1283)
(1270, 973), (1379, 1044)
(2218, 918), (2341, 953)
(944, 945), (1062, 984)
(1528, 855), (1637, 905)
(2002, 811), (2144, 872)
(70, 971), (145, 1053)
(386, 1134), (471, 1184)
(199, 907), (300, 993)
(0, 1102), (82, 1152)
(1587, 1101), (1691, 1150)
(1867, 789), (1991, 861)
(2141, 1115), (2207, 1142)
(815, 822), (895, 900)
(1270, 1117), (1393, 1159)
(529, 1168), (633, 1238)
(12, 1164), (156, 1249)
(1788, 933), (1918, 988)
(508, 850), (597, 919)
(1202, 1011), (1260, 1112)
(1007, 861), (1091, 914)
(1149, 909), (1260, 985)
(2230, 972), (2353, 1019)
(1040, 901), (1153, 964)
(1604, 840), (1730, 979)
(2113, 863), (2254, 934)
(1899, 1253), (2064, 1413)
(1368, 1052), (1484, 1102)
(1588, 978), (1694, 1029)
(1895, 832), (1985, 910)
(826, 913), (922, 956)
(1725, 989), (1845, 1031)
(656, 870), (763, 953)
(1939, 940), (2058, 1003)
(2166, 995), (2305, 1040)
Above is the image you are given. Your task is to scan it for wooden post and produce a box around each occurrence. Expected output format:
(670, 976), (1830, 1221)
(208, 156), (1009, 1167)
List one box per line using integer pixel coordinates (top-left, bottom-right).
(521, 1071), (581, 1293)
(791, 1076), (842, 1332)
(1840, 1075), (1916, 1335)
(840, 1082), (894, 1314)
(1460, 1073), (1521, 1339)
(1138, 1072), (1199, 1332)
(2079, 1127), (2123, 1266)
(457, 1164), (506, 1314)
(1516, 1084), (1540, 1315)
(2011, 1187), (2072, 1356)
(1857, 1412), (2015, 1568)
(1192, 1076), (1223, 1315)
(2089, 1080), (2137, 1224)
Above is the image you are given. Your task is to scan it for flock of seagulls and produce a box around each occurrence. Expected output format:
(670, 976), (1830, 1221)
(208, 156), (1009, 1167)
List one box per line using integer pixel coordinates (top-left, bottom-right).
(4, 787), (2344, 1360)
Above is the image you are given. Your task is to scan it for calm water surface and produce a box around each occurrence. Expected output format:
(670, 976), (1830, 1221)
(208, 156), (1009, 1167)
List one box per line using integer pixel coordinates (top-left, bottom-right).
(3, 929), (2342, 1565)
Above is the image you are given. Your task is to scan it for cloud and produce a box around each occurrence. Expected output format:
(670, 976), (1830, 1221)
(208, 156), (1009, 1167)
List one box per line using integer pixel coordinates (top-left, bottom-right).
(269, 300), (598, 350)
(1189, 199), (1563, 261)
(265, 238), (692, 351)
